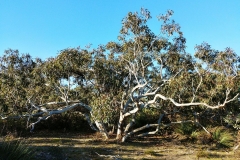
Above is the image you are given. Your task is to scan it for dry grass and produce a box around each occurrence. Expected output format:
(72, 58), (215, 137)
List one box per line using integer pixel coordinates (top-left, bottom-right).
(6, 131), (240, 160)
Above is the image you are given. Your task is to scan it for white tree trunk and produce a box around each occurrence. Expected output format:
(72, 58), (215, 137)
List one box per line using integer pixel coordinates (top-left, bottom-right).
(122, 124), (159, 142)
(95, 120), (109, 139)
(116, 112), (124, 140)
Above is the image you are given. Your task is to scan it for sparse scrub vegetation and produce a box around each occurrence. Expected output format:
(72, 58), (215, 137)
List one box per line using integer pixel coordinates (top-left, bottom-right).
(212, 127), (235, 148)
(0, 137), (35, 160)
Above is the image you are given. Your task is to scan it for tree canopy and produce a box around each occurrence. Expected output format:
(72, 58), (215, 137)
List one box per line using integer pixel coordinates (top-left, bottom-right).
(0, 8), (239, 142)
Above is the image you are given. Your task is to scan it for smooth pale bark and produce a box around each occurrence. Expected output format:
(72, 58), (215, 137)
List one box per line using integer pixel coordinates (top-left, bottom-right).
(124, 115), (135, 134)
(121, 114), (164, 142)
(145, 91), (239, 109)
(116, 112), (124, 140)
(28, 101), (111, 138)
(121, 119), (211, 142)
(115, 82), (238, 141)
(29, 103), (88, 131)
(84, 113), (98, 131)
(116, 107), (139, 140)
(122, 124), (159, 142)
(95, 120), (109, 139)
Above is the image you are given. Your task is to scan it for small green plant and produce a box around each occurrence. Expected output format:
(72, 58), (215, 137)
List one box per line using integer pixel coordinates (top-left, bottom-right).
(212, 128), (234, 148)
(0, 138), (35, 160)
(174, 123), (196, 136)
(224, 113), (240, 130)
(190, 131), (199, 141)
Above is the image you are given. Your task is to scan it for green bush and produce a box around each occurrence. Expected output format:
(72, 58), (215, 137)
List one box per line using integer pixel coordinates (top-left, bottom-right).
(174, 123), (196, 136)
(35, 112), (92, 132)
(0, 138), (35, 160)
(190, 131), (199, 140)
(0, 118), (28, 136)
(212, 128), (235, 148)
(135, 108), (160, 128)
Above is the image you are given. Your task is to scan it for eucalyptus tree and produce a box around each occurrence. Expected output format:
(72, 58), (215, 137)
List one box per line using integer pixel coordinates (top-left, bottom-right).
(0, 49), (45, 119)
(26, 47), (96, 132)
(24, 46), (125, 139)
(193, 44), (239, 123)
(0, 9), (239, 142)
(104, 9), (239, 142)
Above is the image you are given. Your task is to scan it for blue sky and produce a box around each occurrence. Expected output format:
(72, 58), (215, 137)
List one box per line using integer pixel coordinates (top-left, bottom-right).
(0, 1), (239, 60)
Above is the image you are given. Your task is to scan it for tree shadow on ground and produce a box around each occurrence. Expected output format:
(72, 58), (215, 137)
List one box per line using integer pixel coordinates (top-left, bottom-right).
(21, 133), (232, 160)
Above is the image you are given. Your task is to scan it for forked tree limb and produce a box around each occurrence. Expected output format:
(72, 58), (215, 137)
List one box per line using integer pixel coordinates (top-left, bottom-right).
(121, 119), (210, 142)
(145, 91), (239, 109)
(28, 102), (93, 132)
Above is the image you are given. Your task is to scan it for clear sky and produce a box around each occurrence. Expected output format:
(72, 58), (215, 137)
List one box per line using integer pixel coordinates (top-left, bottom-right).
(0, 1), (239, 60)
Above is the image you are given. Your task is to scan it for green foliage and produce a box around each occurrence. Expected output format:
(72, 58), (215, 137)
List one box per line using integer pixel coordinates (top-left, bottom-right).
(224, 113), (240, 130)
(190, 131), (199, 140)
(135, 108), (160, 127)
(0, 49), (46, 116)
(174, 123), (196, 136)
(212, 128), (235, 148)
(0, 138), (35, 160)
(36, 113), (92, 132)
(0, 118), (29, 136)
(90, 94), (119, 124)
(173, 123), (202, 142)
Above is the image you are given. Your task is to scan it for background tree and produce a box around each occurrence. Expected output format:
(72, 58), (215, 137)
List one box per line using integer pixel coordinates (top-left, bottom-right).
(0, 49), (44, 118)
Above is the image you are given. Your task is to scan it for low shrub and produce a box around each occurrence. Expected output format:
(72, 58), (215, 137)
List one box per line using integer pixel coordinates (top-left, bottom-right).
(212, 127), (235, 148)
(174, 123), (196, 136)
(0, 137), (35, 160)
